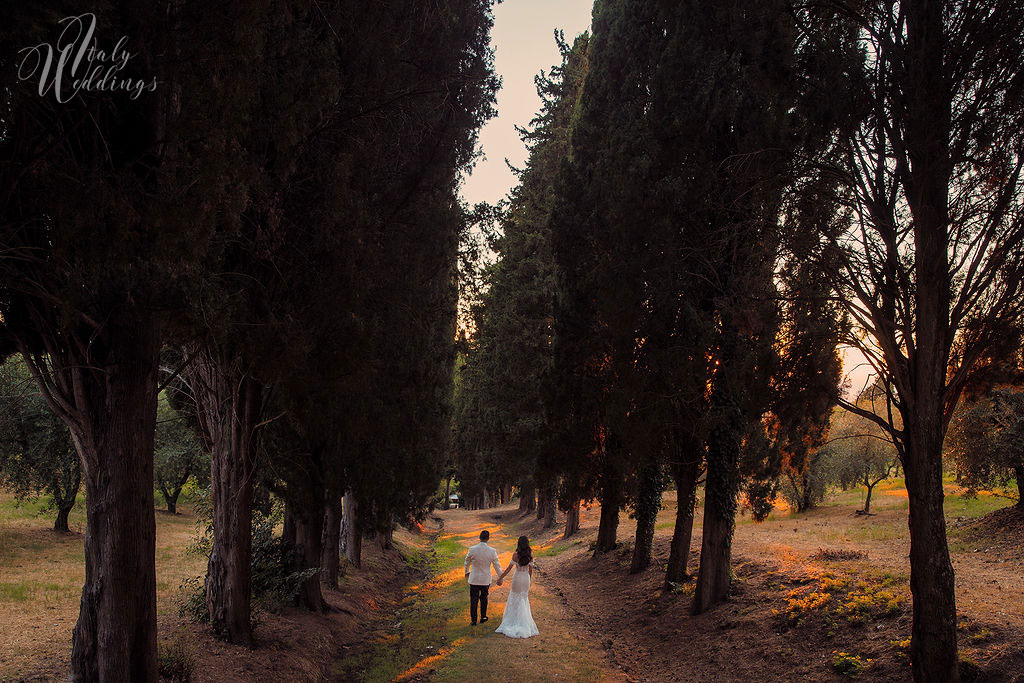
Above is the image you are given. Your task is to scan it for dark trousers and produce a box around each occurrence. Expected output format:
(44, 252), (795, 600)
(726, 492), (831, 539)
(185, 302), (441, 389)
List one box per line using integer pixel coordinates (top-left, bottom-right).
(469, 583), (489, 623)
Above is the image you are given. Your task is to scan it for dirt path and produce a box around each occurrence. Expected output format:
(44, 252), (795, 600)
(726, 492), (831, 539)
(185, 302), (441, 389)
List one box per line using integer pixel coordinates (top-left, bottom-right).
(334, 507), (624, 682)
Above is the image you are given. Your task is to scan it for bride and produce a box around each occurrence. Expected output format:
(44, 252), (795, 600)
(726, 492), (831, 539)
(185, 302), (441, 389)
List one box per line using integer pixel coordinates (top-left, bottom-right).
(495, 535), (539, 638)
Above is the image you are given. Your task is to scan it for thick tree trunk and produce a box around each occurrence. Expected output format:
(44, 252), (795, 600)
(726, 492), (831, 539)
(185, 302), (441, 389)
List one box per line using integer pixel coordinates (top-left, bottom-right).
(518, 482), (536, 513)
(502, 483), (512, 505)
(629, 459), (662, 574)
(443, 477), (452, 510)
(563, 497), (581, 539)
(342, 491), (361, 569)
(692, 410), (741, 614)
(379, 522), (394, 551)
(536, 488), (548, 520)
(292, 508), (326, 611)
(594, 475), (620, 554)
(904, 420), (959, 682)
(665, 454), (701, 587)
(68, 315), (160, 682)
(320, 493), (342, 588)
(190, 353), (261, 647)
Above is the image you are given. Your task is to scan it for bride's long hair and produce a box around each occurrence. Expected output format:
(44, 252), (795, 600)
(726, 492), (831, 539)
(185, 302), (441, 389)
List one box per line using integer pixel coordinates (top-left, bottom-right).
(516, 536), (532, 566)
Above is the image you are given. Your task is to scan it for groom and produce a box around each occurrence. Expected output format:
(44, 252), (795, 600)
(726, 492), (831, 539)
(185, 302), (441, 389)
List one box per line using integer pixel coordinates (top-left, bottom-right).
(464, 529), (502, 625)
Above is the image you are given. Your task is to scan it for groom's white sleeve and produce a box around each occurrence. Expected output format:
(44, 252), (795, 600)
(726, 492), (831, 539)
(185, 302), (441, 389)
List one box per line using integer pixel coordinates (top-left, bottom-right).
(465, 549), (472, 575)
(491, 549), (501, 576)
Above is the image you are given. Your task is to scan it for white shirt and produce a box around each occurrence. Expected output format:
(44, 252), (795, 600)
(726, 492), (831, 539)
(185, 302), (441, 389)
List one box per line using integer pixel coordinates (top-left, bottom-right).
(464, 541), (501, 586)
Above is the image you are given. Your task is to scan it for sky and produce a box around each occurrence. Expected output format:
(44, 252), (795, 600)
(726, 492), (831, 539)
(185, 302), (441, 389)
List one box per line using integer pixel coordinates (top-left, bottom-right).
(461, 0), (873, 398)
(459, 0), (595, 207)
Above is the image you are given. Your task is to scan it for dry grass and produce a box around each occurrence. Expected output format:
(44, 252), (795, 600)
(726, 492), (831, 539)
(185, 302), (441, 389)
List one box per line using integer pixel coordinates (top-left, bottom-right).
(0, 493), (206, 680)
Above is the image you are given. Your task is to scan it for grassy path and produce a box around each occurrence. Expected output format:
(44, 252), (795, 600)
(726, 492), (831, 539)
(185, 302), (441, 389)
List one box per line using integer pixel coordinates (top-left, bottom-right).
(334, 507), (623, 682)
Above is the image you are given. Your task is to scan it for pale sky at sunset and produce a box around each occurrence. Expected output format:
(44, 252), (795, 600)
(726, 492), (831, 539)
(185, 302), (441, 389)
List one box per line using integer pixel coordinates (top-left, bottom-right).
(460, 0), (594, 207)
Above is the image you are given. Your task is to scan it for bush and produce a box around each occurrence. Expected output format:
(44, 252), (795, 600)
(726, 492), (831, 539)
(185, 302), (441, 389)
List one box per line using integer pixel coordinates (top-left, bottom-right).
(157, 632), (195, 682)
(832, 651), (870, 677)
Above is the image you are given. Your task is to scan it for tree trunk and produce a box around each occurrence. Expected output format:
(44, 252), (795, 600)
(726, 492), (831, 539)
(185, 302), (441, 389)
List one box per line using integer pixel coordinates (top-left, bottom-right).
(899, 0), (960, 677)
(863, 471), (876, 515)
(320, 493), (342, 589)
(563, 497), (581, 539)
(629, 459), (662, 574)
(342, 491), (361, 569)
(518, 482), (536, 514)
(165, 488), (180, 515)
(189, 352), (261, 647)
(379, 522), (394, 551)
(53, 468), (79, 533)
(68, 314), (160, 682)
(292, 508), (326, 611)
(54, 503), (72, 533)
(502, 483), (512, 505)
(665, 454), (701, 587)
(538, 479), (556, 528)
(904, 420), (959, 682)
(799, 471), (813, 513)
(443, 477), (452, 510)
(692, 409), (742, 614)
(594, 475), (620, 554)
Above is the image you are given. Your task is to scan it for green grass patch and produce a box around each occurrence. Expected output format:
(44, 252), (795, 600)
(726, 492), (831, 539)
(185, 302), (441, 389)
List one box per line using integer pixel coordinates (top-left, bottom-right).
(0, 582), (30, 602)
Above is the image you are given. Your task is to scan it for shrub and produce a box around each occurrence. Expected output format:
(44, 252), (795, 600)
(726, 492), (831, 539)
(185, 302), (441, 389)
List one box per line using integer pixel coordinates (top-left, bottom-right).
(832, 651), (870, 677)
(157, 633), (195, 682)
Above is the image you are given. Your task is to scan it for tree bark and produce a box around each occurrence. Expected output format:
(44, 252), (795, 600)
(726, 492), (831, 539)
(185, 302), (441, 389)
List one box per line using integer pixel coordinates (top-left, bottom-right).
(692, 410), (741, 614)
(563, 497), (581, 539)
(443, 476), (452, 510)
(518, 482), (536, 513)
(189, 351), (262, 647)
(594, 475), (620, 554)
(67, 314), (160, 682)
(665, 454), (701, 587)
(629, 459), (662, 574)
(54, 504), (72, 533)
(899, 1), (960, 677)
(53, 469), (80, 533)
(292, 507), (326, 611)
(342, 491), (361, 569)
(320, 493), (342, 588)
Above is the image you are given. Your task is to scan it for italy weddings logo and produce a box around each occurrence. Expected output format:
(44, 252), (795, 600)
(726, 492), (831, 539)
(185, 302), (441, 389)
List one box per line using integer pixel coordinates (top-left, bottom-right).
(16, 13), (158, 103)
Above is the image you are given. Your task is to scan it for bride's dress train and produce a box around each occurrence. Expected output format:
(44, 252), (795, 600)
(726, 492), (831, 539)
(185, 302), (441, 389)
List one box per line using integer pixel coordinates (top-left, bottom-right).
(495, 562), (539, 638)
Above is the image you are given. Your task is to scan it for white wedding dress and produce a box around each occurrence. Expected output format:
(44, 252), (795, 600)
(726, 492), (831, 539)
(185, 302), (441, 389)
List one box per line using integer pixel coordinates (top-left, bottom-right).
(495, 559), (539, 638)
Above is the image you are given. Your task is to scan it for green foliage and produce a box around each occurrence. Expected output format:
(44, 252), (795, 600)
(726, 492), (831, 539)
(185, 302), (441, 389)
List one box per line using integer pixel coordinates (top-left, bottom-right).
(831, 652), (870, 677)
(154, 394), (208, 513)
(947, 388), (1024, 502)
(0, 357), (80, 527)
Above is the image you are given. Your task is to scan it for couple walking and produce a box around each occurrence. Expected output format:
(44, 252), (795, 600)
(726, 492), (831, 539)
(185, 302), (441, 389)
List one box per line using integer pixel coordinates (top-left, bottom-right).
(463, 529), (540, 638)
